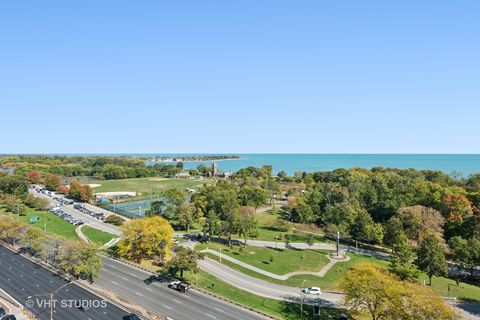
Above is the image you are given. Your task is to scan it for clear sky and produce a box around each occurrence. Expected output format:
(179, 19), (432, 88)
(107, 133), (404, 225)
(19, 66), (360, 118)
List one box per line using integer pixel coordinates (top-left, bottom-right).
(1, 1), (479, 154)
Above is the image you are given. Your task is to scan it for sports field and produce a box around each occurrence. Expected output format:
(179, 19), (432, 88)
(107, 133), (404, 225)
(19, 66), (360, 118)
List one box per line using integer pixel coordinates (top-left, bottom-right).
(85, 177), (208, 195)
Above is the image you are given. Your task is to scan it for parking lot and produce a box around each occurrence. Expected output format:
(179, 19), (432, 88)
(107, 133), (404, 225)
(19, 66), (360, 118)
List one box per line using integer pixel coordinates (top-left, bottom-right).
(29, 186), (122, 236)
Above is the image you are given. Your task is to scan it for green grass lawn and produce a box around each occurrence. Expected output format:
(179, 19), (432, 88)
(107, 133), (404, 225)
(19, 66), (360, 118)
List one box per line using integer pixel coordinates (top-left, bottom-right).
(200, 245), (480, 301)
(196, 242), (330, 275)
(0, 207), (78, 239)
(183, 269), (350, 320)
(84, 177), (208, 195)
(82, 226), (116, 245)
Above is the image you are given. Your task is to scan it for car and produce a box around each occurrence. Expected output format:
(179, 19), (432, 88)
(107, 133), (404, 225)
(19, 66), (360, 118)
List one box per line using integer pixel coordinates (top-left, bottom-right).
(2, 315), (17, 320)
(122, 313), (141, 320)
(0, 307), (6, 317)
(77, 305), (90, 312)
(302, 287), (321, 295)
(168, 280), (181, 289)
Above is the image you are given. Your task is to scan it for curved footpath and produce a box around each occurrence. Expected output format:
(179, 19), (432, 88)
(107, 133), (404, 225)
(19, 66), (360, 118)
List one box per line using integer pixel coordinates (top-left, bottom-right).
(201, 249), (350, 280)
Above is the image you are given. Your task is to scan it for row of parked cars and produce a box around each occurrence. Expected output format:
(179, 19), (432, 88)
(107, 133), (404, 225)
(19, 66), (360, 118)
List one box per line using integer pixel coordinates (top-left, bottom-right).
(73, 204), (105, 221)
(49, 206), (84, 226)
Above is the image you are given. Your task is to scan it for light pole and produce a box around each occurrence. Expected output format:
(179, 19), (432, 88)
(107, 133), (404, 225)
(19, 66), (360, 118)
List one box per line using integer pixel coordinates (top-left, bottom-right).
(28, 282), (71, 320)
(300, 279), (307, 320)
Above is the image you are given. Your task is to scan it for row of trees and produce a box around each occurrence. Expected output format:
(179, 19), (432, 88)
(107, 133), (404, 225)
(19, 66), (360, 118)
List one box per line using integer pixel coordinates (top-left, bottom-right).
(0, 215), (102, 281)
(2, 155), (182, 179)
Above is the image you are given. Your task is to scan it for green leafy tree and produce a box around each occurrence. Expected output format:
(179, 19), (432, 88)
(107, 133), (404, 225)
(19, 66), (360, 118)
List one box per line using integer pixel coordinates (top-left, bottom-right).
(236, 207), (258, 245)
(162, 246), (204, 279)
(238, 185), (269, 210)
(384, 216), (406, 252)
(416, 233), (447, 285)
(390, 240), (420, 281)
(448, 236), (480, 277)
(202, 210), (221, 238)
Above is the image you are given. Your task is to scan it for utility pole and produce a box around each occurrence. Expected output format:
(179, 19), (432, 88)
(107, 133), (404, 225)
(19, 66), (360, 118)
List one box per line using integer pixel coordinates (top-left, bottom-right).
(336, 231), (340, 256)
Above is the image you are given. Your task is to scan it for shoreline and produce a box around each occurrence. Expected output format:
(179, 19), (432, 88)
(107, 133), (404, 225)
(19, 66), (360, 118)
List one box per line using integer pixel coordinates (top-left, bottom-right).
(147, 157), (249, 163)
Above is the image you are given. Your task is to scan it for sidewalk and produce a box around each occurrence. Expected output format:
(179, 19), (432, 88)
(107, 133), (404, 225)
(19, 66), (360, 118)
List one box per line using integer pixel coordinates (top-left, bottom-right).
(0, 294), (30, 320)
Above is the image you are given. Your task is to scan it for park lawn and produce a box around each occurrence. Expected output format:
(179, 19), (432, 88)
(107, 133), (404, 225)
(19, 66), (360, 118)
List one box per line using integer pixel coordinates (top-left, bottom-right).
(0, 207), (78, 240)
(203, 248), (480, 301)
(82, 226), (116, 245)
(183, 269), (350, 320)
(196, 242), (330, 275)
(84, 177), (207, 195)
(418, 274), (480, 301)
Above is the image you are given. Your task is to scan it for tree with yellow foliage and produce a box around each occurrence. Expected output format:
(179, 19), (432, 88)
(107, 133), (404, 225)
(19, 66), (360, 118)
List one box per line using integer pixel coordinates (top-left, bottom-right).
(118, 216), (174, 262)
(341, 262), (455, 320)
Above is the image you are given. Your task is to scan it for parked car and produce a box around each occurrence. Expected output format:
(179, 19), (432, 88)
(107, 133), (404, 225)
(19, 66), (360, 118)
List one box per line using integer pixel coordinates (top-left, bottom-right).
(0, 307), (6, 317)
(2, 315), (17, 320)
(302, 287), (321, 295)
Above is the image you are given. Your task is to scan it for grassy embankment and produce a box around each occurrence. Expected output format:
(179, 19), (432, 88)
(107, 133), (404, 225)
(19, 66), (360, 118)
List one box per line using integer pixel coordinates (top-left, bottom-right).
(82, 226), (116, 245)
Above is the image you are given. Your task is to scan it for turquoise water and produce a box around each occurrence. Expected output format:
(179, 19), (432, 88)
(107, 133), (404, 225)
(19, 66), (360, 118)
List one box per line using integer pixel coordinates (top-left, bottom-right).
(39, 153), (480, 176)
(146, 154), (480, 177)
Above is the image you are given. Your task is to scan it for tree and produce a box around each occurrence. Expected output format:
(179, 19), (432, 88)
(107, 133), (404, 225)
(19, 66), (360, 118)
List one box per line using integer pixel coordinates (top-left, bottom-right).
(68, 180), (92, 202)
(104, 214), (125, 226)
(44, 173), (62, 191)
(416, 233), (447, 285)
(118, 216), (174, 262)
(145, 200), (164, 217)
(349, 209), (383, 244)
(221, 210), (239, 247)
(57, 240), (102, 281)
(0, 215), (25, 244)
(162, 188), (186, 218)
(25, 194), (49, 210)
(177, 204), (195, 233)
(20, 227), (47, 255)
(342, 262), (455, 320)
(236, 206), (258, 245)
(202, 210), (221, 238)
(162, 246), (204, 279)
(449, 236), (480, 277)
(390, 240), (419, 281)
(395, 205), (444, 243)
(238, 185), (268, 210)
(383, 216), (406, 252)
(27, 170), (42, 184)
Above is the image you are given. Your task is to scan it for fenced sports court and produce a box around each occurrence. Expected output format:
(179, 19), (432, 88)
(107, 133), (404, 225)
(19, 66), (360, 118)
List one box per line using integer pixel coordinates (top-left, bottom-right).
(100, 198), (164, 218)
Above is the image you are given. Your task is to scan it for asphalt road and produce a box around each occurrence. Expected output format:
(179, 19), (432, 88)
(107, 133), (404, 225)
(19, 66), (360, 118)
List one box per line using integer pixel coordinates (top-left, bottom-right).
(0, 245), (129, 320)
(97, 256), (269, 320)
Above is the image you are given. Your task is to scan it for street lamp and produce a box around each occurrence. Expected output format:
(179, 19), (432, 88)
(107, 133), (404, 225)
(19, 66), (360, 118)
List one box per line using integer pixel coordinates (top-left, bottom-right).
(300, 279), (307, 320)
(28, 282), (71, 320)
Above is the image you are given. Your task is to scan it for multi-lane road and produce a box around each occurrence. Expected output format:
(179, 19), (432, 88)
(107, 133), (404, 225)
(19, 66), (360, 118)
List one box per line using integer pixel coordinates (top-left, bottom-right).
(97, 256), (268, 320)
(28, 188), (268, 320)
(0, 245), (129, 320)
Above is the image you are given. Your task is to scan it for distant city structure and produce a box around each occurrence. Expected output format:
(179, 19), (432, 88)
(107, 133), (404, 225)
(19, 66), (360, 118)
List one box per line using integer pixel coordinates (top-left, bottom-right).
(211, 162), (218, 176)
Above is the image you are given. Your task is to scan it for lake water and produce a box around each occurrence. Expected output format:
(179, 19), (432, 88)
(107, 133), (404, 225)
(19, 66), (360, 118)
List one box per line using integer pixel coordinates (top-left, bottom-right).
(145, 154), (480, 177)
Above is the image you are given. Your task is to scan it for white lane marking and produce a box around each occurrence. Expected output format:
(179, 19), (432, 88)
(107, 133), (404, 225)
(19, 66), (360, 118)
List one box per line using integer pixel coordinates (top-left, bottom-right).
(121, 276), (128, 281)
(173, 299), (181, 304)
(135, 292), (144, 297)
(111, 281), (119, 285)
(163, 305), (173, 310)
(214, 307), (225, 313)
(145, 287), (153, 291)
(206, 314), (217, 319)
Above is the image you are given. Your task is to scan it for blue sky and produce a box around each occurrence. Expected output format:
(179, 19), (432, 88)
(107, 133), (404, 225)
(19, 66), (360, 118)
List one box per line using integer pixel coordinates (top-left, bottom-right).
(1, 1), (479, 153)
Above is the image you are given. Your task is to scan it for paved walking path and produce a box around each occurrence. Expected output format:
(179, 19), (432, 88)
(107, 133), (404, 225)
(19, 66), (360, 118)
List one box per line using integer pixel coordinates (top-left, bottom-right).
(75, 225), (90, 243)
(201, 249), (350, 280)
